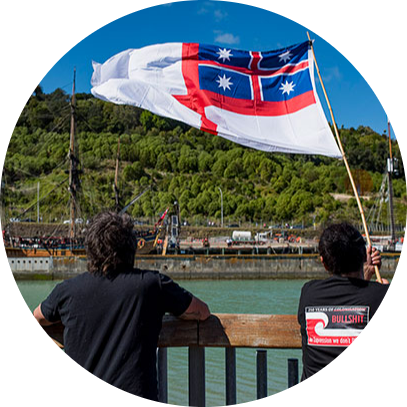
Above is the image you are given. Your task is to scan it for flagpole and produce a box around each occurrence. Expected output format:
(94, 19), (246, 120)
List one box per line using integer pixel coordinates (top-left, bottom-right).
(307, 32), (382, 283)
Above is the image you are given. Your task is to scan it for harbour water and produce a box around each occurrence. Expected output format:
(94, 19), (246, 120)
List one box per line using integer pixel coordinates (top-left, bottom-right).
(18, 278), (307, 405)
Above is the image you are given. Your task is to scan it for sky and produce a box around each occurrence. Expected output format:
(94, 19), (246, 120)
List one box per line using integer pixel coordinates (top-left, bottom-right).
(38, 1), (394, 137)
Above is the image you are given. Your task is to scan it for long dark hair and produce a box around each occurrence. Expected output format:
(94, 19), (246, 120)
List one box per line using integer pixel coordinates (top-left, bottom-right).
(85, 211), (137, 276)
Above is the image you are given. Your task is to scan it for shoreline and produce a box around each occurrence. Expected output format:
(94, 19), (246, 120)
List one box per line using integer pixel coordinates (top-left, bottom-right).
(9, 253), (398, 281)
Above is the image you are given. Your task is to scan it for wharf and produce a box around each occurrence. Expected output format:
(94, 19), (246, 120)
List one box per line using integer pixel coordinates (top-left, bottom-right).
(175, 239), (317, 255)
(9, 252), (398, 280)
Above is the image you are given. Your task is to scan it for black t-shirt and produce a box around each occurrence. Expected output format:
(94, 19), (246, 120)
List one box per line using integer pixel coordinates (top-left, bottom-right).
(298, 275), (389, 380)
(41, 269), (193, 400)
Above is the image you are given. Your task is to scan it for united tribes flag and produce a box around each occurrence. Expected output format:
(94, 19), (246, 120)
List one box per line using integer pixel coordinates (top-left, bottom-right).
(91, 41), (341, 157)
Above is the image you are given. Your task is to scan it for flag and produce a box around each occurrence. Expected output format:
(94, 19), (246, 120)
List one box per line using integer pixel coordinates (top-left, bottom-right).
(91, 41), (341, 158)
(155, 207), (169, 228)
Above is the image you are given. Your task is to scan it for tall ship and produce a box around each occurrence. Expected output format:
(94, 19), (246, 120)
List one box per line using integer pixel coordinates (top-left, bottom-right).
(366, 120), (403, 252)
(2, 71), (168, 258)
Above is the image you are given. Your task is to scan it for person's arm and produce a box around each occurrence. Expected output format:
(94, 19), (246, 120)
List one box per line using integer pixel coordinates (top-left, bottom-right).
(178, 295), (211, 321)
(159, 273), (211, 320)
(33, 304), (59, 326)
(363, 245), (381, 280)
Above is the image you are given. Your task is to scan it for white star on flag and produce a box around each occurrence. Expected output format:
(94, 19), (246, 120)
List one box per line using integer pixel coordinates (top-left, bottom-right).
(278, 50), (292, 63)
(217, 48), (233, 62)
(217, 74), (233, 91)
(279, 80), (295, 95)
(91, 41), (343, 158)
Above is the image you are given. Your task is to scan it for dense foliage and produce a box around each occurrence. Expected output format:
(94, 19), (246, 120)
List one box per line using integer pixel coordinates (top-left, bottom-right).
(2, 87), (406, 229)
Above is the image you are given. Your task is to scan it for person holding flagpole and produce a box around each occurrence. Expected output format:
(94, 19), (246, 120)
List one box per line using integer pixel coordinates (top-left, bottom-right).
(297, 222), (389, 380)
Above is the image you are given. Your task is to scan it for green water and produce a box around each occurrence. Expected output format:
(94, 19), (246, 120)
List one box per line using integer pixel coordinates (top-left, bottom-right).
(17, 278), (306, 406)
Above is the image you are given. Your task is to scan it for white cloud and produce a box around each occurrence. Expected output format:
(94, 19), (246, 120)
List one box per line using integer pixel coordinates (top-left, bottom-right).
(214, 9), (228, 21)
(198, 5), (228, 21)
(197, 6), (209, 15)
(323, 66), (342, 83)
(214, 32), (240, 45)
(196, 1), (214, 15)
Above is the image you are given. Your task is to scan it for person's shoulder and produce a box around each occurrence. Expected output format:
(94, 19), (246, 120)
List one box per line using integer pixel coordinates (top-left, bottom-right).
(63, 271), (96, 286)
(301, 278), (322, 292)
(46, 273), (91, 298)
(117, 267), (159, 276)
(366, 279), (390, 293)
(125, 268), (161, 284)
(156, 272), (188, 293)
(135, 268), (160, 278)
(57, 272), (91, 287)
(298, 279), (323, 319)
(298, 279), (319, 303)
(300, 276), (340, 296)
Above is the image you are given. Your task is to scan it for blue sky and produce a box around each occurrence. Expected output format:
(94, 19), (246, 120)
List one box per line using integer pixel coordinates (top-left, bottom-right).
(39, 1), (393, 137)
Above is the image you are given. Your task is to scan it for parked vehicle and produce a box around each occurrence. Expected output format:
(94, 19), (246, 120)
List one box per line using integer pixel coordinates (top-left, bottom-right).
(232, 231), (252, 242)
(254, 231), (273, 244)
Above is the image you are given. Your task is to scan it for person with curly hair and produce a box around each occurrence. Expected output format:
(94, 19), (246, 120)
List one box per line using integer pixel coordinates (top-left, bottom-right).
(33, 211), (210, 400)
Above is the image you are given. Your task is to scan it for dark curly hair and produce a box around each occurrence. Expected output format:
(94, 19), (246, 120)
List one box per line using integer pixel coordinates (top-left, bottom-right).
(85, 211), (137, 276)
(318, 222), (367, 275)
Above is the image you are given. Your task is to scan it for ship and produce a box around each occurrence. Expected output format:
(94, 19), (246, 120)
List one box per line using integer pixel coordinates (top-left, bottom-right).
(366, 119), (403, 252)
(2, 70), (168, 258)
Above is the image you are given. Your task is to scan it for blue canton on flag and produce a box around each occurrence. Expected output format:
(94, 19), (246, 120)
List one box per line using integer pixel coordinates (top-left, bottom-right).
(92, 41), (342, 157)
(173, 41), (317, 125)
(195, 41), (312, 106)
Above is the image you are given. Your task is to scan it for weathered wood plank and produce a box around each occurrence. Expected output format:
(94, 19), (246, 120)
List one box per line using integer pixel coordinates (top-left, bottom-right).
(198, 314), (301, 348)
(158, 316), (198, 347)
(43, 314), (301, 349)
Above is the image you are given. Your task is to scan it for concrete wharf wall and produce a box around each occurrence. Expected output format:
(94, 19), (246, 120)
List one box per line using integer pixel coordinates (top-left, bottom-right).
(135, 254), (397, 280)
(9, 253), (398, 280)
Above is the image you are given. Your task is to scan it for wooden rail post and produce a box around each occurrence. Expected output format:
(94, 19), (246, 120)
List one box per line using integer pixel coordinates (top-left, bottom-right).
(256, 350), (268, 399)
(225, 347), (237, 405)
(287, 358), (299, 388)
(189, 346), (206, 407)
(157, 347), (168, 403)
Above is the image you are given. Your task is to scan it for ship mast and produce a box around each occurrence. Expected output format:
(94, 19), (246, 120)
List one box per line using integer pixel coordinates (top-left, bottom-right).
(68, 68), (78, 241)
(113, 135), (121, 211)
(387, 119), (396, 250)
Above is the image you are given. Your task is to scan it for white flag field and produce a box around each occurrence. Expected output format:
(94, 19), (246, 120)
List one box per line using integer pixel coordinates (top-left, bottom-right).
(91, 41), (341, 158)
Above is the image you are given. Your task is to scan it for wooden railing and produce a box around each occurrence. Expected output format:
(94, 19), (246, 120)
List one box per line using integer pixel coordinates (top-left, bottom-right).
(44, 314), (302, 406)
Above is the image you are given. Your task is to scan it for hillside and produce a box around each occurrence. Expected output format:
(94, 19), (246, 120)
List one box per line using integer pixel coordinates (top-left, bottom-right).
(1, 87), (406, 230)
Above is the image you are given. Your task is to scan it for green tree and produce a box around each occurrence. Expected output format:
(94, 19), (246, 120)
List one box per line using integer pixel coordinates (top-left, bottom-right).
(123, 162), (145, 182)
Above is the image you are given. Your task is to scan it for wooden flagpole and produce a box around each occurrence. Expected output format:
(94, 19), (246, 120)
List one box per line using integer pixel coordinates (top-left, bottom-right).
(307, 32), (382, 283)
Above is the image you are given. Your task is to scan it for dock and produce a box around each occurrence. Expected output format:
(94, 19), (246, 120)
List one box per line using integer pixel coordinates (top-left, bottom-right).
(174, 237), (318, 256)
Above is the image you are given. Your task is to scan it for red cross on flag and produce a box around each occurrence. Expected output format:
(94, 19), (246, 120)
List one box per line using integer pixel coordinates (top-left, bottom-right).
(91, 41), (341, 157)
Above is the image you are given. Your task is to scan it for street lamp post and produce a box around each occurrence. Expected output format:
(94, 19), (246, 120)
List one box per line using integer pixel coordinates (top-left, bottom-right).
(218, 187), (223, 228)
